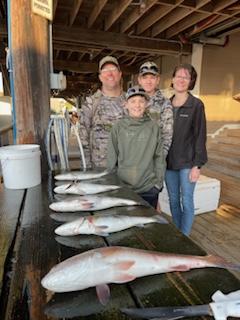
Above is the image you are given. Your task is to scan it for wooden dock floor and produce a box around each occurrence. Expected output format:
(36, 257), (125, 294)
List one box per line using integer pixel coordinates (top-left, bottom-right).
(189, 204), (240, 280)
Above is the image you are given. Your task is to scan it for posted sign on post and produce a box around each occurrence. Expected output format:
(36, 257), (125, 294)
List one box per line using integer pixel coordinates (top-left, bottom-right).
(32, 0), (53, 21)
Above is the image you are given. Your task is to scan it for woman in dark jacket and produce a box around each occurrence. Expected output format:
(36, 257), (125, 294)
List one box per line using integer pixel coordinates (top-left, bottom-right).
(165, 63), (207, 235)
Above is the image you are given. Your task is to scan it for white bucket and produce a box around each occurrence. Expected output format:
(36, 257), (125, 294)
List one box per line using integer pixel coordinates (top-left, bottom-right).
(0, 144), (41, 189)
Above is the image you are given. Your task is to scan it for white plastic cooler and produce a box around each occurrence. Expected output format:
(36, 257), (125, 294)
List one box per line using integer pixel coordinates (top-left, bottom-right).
(159, 175), (221, 215)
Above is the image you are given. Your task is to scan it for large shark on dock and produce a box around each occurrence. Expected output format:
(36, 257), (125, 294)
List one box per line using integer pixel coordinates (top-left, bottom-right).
(41, 246), (240, 305)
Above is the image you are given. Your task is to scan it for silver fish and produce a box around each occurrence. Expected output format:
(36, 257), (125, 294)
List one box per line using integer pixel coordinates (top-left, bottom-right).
(49, 196), (141, 212)
(54, 214), (168, 236)
(54, 170), (109, 181)
(54, 182), (120, 195)
(41, 246), (240, 305)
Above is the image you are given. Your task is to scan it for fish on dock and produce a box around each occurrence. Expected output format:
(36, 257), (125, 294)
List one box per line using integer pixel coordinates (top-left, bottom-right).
(54, 170), (109, 181)
(41, 246), (240, 305)
(54, 214), (168, 236)
(54, 182), (120, 195)
(49, 196), (141, 212)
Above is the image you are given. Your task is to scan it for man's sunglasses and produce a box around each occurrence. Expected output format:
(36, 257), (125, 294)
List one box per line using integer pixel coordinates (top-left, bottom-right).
(127, 87), (146, 95)
(139, 65), (159, 73)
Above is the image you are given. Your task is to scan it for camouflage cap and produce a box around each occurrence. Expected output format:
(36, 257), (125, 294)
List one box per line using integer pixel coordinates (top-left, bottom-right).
(99, 56), (120, 71)
(139, 61), (159, 76)
(126, 85), (149, 101)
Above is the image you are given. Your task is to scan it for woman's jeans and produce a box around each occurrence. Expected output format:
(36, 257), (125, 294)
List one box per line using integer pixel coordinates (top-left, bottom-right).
(165, 169), (196, 235)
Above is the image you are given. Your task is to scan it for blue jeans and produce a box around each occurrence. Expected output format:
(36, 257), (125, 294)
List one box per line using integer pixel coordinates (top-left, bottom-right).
(165, 169), (196, 235)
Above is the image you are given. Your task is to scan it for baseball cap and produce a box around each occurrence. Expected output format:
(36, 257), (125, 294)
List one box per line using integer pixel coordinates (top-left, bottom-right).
(126, 85), (149, 101)
(139, 61), (159, 76)
(99, 56), (120, 71)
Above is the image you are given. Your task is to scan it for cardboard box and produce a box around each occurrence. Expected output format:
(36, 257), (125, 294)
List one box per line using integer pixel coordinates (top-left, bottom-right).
(159, 175), (221, 216)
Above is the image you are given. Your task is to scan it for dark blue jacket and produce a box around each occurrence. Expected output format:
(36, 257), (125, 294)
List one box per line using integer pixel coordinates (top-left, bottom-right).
(167, 93), (207, 170)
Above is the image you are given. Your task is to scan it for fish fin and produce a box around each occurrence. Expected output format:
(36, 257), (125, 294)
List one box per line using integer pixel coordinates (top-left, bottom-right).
(65, 183), (73, 190)
(96, 284), (110, 306)
(171, 264), (191, 272)
(114, 261), (135, 271)
(95, 226), (109, 236)
(96, 225), (109, 230)
(95, 232), (110, 237)
(205, 255), (240, 270)
(81, 201), (94, 209)
(114, 273), (136, 283)
(153, 214), (168, 224)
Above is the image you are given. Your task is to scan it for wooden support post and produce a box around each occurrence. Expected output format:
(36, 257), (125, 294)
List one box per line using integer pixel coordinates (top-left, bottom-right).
(10, 0), (50, 172)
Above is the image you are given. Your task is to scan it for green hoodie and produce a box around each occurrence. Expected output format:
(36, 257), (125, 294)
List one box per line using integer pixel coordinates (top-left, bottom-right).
(107, 115), (166, 193)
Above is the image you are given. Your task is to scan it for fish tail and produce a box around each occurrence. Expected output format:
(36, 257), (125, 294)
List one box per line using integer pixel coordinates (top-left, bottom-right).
(205, 255), (240, 271)
(152, 214), (168, 224)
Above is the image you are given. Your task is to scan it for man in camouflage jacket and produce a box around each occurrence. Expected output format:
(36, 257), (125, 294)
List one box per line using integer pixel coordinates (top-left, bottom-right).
(138, 61), (173, 157)
(79, 56), (126, 168)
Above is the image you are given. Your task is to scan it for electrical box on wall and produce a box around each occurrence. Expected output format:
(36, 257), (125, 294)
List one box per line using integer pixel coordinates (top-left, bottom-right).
(50, 71), (67, 90)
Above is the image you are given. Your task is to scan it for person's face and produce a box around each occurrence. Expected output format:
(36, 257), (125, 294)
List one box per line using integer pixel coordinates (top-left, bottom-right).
(138, 74), (160, 95)
(99, 63), (122, 90)
(126, 95), (147, 118)
(172, 68), (191, 93)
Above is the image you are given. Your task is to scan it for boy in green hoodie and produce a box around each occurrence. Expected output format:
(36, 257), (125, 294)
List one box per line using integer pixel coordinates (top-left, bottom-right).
(107, 85), (166, 208)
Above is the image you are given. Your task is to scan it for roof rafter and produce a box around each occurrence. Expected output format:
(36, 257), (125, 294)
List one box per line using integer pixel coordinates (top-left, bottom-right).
(69, 0), (83, 27)
(120, 0), (159, 33)
(88, 0), (108, 28)
(136, 0), (184, 35)
(104, 0), (132, 31)
(152, 7), (193, 37)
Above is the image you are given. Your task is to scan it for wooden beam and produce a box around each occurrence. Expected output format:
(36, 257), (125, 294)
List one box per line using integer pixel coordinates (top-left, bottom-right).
(213, 0), (238, 12)
(165, 0), (211, 38)
(10, 0), (50, 168)
(53, 60), (137, 74)
(136, 0), (184, 35)
(78, 52), (85, 61)
(137, 5), (174, 35)
(120, 0), (158, 33)
(66, 51), (72, 60)
(53, 26), (192, 55)
(152, 7), (193, 36)
(69, 0), (83, 27)
(104, 0), (132, 31)
(88, 0), (108, 28)
(166, 12), (209, 38)
(53, 42), (102, 54)
(53, 0), (58, 19)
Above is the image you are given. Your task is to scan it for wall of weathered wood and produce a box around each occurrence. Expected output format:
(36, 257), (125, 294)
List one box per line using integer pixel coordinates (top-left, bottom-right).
(10, 0), (50, 171)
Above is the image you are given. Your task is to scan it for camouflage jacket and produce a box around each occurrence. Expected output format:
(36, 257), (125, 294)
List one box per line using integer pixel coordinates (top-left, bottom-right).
(79, 89), (126, 168)
(146, 89), (173, 157)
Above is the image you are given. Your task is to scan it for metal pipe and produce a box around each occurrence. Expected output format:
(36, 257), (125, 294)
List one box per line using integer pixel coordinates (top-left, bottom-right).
(128, 33), (184, 54)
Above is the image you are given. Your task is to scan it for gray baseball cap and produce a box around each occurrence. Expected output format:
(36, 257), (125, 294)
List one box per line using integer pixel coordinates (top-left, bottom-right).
(139, 61), (159, 75)
(99, 56), (120, 71)
(126, 85), (149, 100)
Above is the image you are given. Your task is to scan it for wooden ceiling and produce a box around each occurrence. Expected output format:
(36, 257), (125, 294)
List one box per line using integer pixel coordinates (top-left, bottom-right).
(1, 0), (240, 96)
